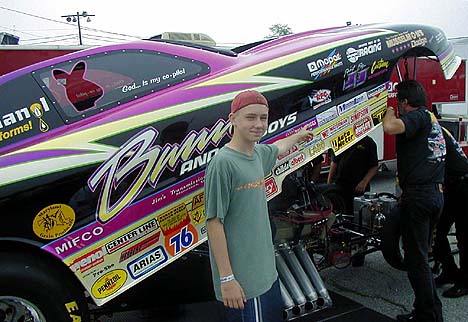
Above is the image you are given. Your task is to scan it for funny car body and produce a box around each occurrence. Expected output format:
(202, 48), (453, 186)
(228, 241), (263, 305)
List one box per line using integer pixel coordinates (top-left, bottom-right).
(0, 23), (461, 321)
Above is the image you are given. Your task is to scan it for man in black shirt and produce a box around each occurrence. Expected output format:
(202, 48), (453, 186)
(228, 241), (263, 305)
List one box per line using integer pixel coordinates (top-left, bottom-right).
(433, 128), (468, 298)
(327, 136), (378, 216)
(383, 80), (446, 322)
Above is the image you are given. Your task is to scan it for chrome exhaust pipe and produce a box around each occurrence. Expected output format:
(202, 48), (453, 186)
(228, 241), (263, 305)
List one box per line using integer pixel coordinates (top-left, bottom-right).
(279, 279), (301, 319)
(294, 243), (332, 307)
(280, 246), (317, 311)
(275, 251), (306, 308)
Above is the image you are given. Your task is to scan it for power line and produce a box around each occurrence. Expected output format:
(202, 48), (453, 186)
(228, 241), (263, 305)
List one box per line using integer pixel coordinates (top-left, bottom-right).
(22, 36), (78, 45)
(0, 6), (142, 39)
(21, 34), (77, 42)
(0, 24), (41, 37)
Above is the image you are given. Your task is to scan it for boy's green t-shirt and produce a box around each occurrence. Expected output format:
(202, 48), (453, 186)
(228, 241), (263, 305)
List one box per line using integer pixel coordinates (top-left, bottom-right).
(204, 144), (279, 300)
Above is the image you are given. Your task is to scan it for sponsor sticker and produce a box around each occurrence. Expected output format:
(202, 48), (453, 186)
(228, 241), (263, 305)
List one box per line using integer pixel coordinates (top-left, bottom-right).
(367, 83), (388, 99)
(307, 49), (343, 79)
(386, 30), (427, 52)
(346, 39), (382, 63)
(274, 161), (290, 176)
(157, 203), (190, 236)
(337, 92), (368, 115)
(265, 177), (278, 199)
(91, 269), (127, 299)
(105, 219), (159, 254)
(309, 140), (326, 158)
(70, 247), (105, 274)
(331, 129), (355, 152)
(371, 107), (388, 125)
(127, 246), (168, 279)
(351, 106), (370, 123)
(353, 117), (373, 137)
(310, 89), (332, 109)
(119, 232), (161, 262)
(33, 204), (75, 240)
(165, 224), (198, 257)
(289, 153), (305, 168)
(316, 106), (338, 127)
(189, 193), (205, 225)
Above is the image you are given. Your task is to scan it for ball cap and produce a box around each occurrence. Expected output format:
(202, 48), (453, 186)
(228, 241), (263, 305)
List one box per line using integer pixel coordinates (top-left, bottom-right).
(231, 90), (269, 114)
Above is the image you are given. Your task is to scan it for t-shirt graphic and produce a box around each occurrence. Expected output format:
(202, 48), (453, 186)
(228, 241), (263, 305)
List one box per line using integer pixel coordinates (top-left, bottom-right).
(427, 112), (446, 160)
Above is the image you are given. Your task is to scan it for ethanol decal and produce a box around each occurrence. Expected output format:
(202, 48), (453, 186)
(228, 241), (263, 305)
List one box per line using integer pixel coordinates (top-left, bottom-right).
(33, 204), (75, 240)
(91, 269), (127, 299)
(331, 129), (355, 152)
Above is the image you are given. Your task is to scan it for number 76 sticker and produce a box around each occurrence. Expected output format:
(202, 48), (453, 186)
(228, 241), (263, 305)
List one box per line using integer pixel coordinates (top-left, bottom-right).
(165, 224), (199, 257)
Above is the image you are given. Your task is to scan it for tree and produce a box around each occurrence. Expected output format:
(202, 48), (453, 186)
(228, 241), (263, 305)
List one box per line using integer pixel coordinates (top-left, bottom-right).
(266, 23), (293, 39)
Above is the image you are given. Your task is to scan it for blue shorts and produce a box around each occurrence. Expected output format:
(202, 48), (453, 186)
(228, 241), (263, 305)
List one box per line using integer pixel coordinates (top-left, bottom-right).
(222, 279), (282, 322)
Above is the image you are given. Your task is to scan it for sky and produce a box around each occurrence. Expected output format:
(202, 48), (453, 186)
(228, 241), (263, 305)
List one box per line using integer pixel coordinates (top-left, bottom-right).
(1, 0), (468, 47)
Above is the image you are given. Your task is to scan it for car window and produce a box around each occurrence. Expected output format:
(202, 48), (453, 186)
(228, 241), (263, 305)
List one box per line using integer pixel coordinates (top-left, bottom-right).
(34, 49), (210, 122)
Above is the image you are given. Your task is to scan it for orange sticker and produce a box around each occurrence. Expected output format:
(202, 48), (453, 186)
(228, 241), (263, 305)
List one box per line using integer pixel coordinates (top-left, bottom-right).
(91, 269), (127, 299)
(165, 224), (198, 257)
(32, 204), (75, 240)
(157, 203), (190, 236)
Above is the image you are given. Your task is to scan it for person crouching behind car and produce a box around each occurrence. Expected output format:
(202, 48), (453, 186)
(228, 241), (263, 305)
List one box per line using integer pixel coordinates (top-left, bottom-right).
(204, 90), (313, 322)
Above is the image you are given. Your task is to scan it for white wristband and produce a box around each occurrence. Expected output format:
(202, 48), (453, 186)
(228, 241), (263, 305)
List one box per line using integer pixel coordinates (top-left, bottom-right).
(220, 274), (235, 283)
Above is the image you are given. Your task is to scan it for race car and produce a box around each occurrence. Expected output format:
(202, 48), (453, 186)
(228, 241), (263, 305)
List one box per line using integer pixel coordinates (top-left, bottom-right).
(0, 23), (460, 321)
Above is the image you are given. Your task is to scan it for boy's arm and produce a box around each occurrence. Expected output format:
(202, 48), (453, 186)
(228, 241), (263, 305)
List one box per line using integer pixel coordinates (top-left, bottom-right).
(206, 217), (246, 309)
(274, 126), (314, 155)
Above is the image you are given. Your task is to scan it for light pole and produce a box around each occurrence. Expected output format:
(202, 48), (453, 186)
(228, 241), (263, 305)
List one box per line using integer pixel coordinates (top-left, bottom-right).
(61, 11), (95, 45)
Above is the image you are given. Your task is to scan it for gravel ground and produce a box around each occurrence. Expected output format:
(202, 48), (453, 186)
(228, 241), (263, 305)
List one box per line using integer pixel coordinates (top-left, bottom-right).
(319, 165), (467, 322)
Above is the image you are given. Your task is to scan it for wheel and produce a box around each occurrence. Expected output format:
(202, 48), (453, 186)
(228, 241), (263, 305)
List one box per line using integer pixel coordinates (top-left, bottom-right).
(0, 251), (89, 322)
(380, 206), (407, 271)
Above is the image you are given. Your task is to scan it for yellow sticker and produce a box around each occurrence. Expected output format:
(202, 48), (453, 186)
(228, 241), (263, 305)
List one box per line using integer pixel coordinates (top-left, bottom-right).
(190, 206), (206, 225)
(32, 204), (75, 240)
(331, 129), (355, 152)
(157, 203), (190, 236)
(91, 269), (127, 299)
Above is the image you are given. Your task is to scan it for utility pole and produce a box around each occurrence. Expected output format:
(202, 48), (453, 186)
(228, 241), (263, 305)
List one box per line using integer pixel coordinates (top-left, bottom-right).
(61, 11), (95, 45)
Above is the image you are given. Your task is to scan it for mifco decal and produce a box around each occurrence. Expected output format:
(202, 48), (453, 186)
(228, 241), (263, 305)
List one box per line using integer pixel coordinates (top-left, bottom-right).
(89, 119), (230, 223)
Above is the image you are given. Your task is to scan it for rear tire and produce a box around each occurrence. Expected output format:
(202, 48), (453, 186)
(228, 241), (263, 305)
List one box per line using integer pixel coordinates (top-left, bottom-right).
(380, 206), (407, 271)
(0, 251), (89, 322)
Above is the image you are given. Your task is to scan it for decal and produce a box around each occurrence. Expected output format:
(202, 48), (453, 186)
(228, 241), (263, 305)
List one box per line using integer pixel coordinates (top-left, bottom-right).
(127, 246), (168, 279)
(30, 102), (50, 132)
(331, 129), (355, 152)
(91, 269), (127, 299)
(309, 140), (326, 158)
(346, 39), (382, 63)
(88, 263), (115, 279)
(386, 30), (427, 52)
(65, 301), (82, 322)
(351, 106), (370, 123)
(105, 219), (159, 254)
(273, 161), (290, 176)
(0, 120), (33, 143)
(368, 59), (389, 79)
(33, 204), (75, 240)
(180, 148), (219, 175)
(54, 226), (104, 254)
(265, 177), (278, 199)
(157, 203), (190, 236)
(371, 107), (388, 125)
(353, 117), (373, 137)
(278, 145), (298, 161)
(309, 90), (332, 109)
(307, 49), (343, 80)
(165, 224), (198, 256)
(0, 97), (50, 130)
(388, 82), (399, 98)
(367, 83), (388, 99)
(70, 246), (105, 274)
(343, 63), (368, 91)
(264, 112), (297, 136)
(189, 193), (205, 225)
(316, 106), (338, 127)
(119, 232), (161, 262)
(337, 92), (368, 115)
(89, 119), (230, 223)
(289, 153), (305, 168)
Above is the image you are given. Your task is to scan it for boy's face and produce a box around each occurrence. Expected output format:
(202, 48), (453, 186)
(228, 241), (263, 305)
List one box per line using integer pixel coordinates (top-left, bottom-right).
(230, 104), (268, 143)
